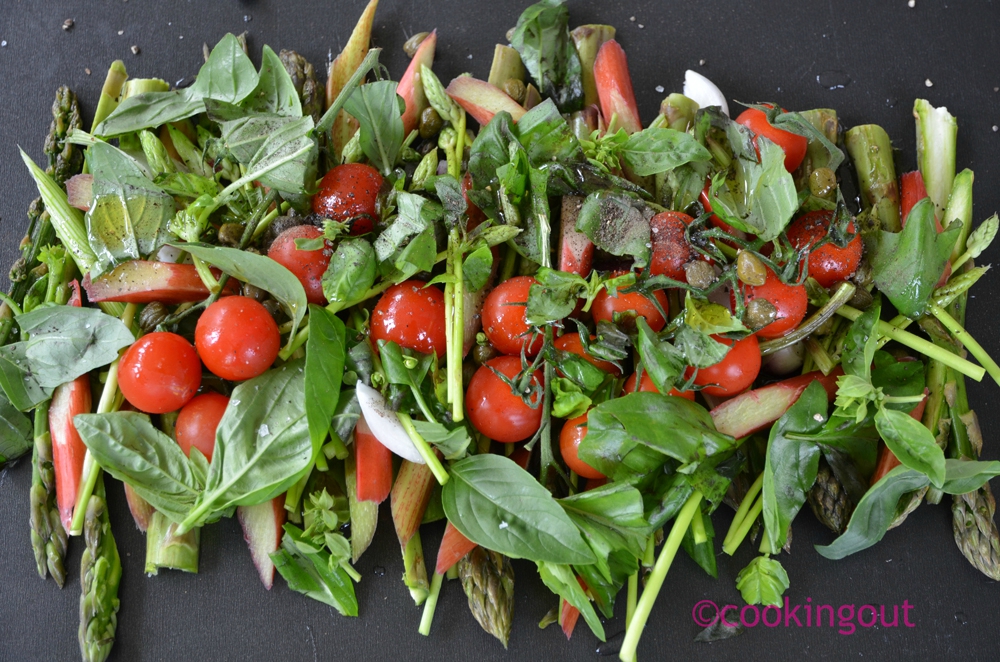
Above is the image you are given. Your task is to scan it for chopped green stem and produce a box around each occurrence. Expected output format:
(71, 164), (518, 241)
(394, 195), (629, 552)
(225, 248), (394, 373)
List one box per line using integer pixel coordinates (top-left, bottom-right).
(403, 531), (430, 606)
(419, 571), (445, 636)
(722, 493), (763, 556)
(285, 468), (312, 519)
(0, 292), (23, 317)
(145, 511), (200, 574)
(723, 472), (763, 550)
(620, 491), (703, 662)
(884, 394), (931, 404)
(642, 533), (656, 568)
(314, 450), (329, 473)
(625, 572), (638, 629)
(714, 240), (738, 261)
(450, 229), (465, 422)
(409, 384), (439, 425)
(342, 561), (362, 583)
(804, 337), (836, 375)
(836, 304), (986, 381)
(538, 329), (556, 490)
(928, 302), (1000, 386)
(690, 506), (708, 545)
(397, 412), (450, 485)
(760, 282), (855, 355)
(191, 255), (220, 293)
(323, 433), (349, 460)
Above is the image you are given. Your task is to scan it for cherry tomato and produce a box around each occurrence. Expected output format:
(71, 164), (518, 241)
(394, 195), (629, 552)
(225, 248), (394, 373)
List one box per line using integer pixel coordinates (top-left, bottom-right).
(370, 280), (448, 357)
(622, 371), (696, 400)
(735, 108), (808, 172)
(195, 296), (280, 381)
(312, 163), (382, 235)
(691, 334), (761, 397)
(466, 356), (543, 443)
(740, 268), (808, 339)
(267, 225), (332, 305)
(554, 332), (620, 376)
(175, 392), (229, 461)
(591, 275), (669, 332)
(119, 332), (202, 414)
(785, 210), (863, 288)
(649, 211), (697, 281)
(482, 276), (543, 357)
(559, 413), (604, 479)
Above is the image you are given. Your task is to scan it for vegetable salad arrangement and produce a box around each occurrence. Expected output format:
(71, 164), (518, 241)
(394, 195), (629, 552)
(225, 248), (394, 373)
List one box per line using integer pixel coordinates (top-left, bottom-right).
(5, 0), (1000, 660)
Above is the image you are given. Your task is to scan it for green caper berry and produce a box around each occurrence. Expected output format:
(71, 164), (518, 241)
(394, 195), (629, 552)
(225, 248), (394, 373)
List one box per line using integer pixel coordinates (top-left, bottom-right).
(736, 250), (768, 286)
(403, 32), (430, 58)
(744, 298), (778, 331)
(503, 78), (526, 104)
(419, 106), (444, 140)
(809, 167), (837, 199)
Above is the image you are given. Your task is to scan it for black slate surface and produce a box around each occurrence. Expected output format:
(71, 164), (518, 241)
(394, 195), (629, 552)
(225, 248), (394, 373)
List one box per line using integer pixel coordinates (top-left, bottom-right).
(2, 1), (1000, 660)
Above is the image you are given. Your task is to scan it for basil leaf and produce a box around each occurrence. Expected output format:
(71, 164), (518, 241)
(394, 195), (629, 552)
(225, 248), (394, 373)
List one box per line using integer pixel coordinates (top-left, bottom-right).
(634, 318), (686, 394)
(872, 199), (962, 317)
(0, 392), (32, 462)
(468, 112), (518, 203)
(462, 245), (493, 292)
(842, 301), (881, 381)
(575, 191), (651, 268)
(374, 192), (442, 280)
(378, 340), (433, 388)
(95, 34), (259, 136)
(537, 562), (604, 641)
(735, 556), (789, 607)
(0, 345), (52, 411)
(551, 377), (591, 419)
(85, 141), (176, 276)
(154, 172), (219, 199)
(871, 352), (925, 412)
(442, 454), (596, 564)
(644, 472), (694, 531)
(10, 306), (133, 389)
(410, 420), (471, 460)
(510, 0), (584, 113)
(941, 459), (1000, 495)
(215, 113), (295, 165)
(271, 525), (358, 616)
(242, 45), (303, 117)
(526, 267), (588, 325)
(343, 80), (405, 176)
(174, 242), (307, 345)
(684, 293), (748, 335)
(75, 411), (202, 522)
(195, 360), (311, 519)
(575, 549), (638, 619)
(815, 466), (930, 560)
(874, 407), (946, 487)
(305, 306), (346, 454)
(675, 325), (731, 369)
(244, 116), (318, 194)
(621, 127), (711, 176)
(323, 238), (376, 306)
(514, 99), (583, 165)
(762, 381), (827, 551)
(558, 482), (648, 566)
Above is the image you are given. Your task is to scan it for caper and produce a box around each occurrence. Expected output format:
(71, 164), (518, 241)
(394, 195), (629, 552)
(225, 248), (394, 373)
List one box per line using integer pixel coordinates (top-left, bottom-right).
(473, 342), (499, 366)
(261, 299), (282, 319)
(809, 167), (837, 199)
(736, 250), (767, 286)
(848, 284), (874, 310)
(403, 32), (430, 58)
(242, 282), (269, 302)
(503, 78), (526, 104)
(744, 298), (777, 331)
(217, 222), (244, 247)
(684, 261), (716, 289)
(418, 106), (444, 140)
(138, 301), (169, 333)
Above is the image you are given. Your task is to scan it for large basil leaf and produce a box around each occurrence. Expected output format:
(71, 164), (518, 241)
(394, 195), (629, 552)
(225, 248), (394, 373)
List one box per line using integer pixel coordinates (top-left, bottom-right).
(95, 34), (259, 136)
(621, 127), (711, 176)
(575, 191), (652, 268)
(841, 302), (880, 381)
(242, 45), (302, 117)
(305, 306), (346, 453)
(271, 525), (358, 616)
(874, 407), (946, 487)
(514, 99), (583, 165)
(173, 242), (307, 344)
(575, 549), (637, 620)
(244, 116), (318, 194)
(0, 392), (32, 462)
(322, 238), (377, 306)
(537, 562), (604, 641)
(85, 140), (176, 276)
(510, 0), (584, 113)
(762, 381), (827, 551)
(75, 411), (203, 522)
(192, 360), (310, 521)
(558, 482), (647, 580)
(442, 454), (595, 565)
(5, 306), (134, 389)
(872, 198), (962, 317)
(941, 459), (1000, 495)
(342, 80), (404, 176)
(0, 344), (52, 411)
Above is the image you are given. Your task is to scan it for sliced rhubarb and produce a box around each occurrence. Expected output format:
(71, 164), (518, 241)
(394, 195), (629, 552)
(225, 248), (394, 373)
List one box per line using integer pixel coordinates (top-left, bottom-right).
(558, 195), (594, 276)
(434, 521), (478, 575)
(398, 30), (437, 136)
(50, 374), (92, 531)
(237, 494), (286, 590)
(354, 415), (393, 503)
(326, 0), (380, 160)
(593, 40), (641, 134)
(560, 599), (580, 640)
(66, 173), (93, 211)
(124, 483), (155, 532)
(391, 459), (435, 549)
(83, 259), (236, 304)
(446, 75), (526, 126)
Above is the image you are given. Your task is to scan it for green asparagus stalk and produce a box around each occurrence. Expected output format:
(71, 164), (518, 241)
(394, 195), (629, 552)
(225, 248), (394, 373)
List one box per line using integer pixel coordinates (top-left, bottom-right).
(29, 401), (67, 587)
(78, 475), (121, 662)
(569, 25), (616, 107)
(487, 44), (527, 90)
(457, 547), (515, 648)
(402, 530), (430, 606)
(845, 124), (901, 232)
(806, 457), (853, 534)
(279, 49), (324, 123)
(145, 511), (200, 574)
(658, 93), (699, 132)
(914, 99), (957, 219)
(91, 61), (128, 133)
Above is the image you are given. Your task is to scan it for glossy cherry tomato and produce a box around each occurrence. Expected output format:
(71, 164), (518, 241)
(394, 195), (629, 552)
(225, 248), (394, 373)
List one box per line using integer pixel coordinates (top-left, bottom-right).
(740, 268), (808, 339)
(175, 392), (229, 461)
(370, 280), (448, 358)
(482, 276), (543, 357)
(312, 163), (382, 235)
(554, 332), (621, 376)
(735, 108), (808, 172)
(785, 210), (863, 288)
(267, 225), (332, 305)
(691, 334), (761, 397)
(622, 371), (696, 401)
(119, 332), (202, 414)
(466, 356), (543, 443)
(195, 296), (280, 381)
(559, 413), (604, 480)
(649, 211), (698, 281)
(591, 275), (669, 332)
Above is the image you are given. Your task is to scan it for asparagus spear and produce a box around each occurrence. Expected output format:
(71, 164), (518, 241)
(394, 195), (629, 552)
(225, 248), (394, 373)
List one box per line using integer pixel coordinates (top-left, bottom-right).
(914, 99), (957, 220)
(78, 475), (121, 662)
(29, 401), (67, 587)
(806, 457), (853, 534)
(457, 547), (515, 648)
(145, 511), (200, 574)
(279, 49), (323, 124)
(845, 124), (901, 233)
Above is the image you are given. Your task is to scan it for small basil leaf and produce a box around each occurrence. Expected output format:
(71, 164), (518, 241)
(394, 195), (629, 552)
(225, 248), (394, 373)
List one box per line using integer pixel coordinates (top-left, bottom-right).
(305, 306), (346, 454)
(551, 377), (592, 419)
(510, 0), (584, 113)
(575, 191), (651, 268)
(242, 45), (303, 117)
(537, 562), (604, 641)
(684, 293), (748, 335)
(941, 459), (1000, 495)
(462, 244), (493, 292)
(410, 420), (471, 460)
(0, 391), (32, 462)
(271, 524), (358, 616)
(323, 238), (376, 307)
(874, 407), (946, 488)
(735, 555), (789, 607)
(621, 127), (712, 176)
(842, 301), (881, 381)
(343, 80), (405, 176)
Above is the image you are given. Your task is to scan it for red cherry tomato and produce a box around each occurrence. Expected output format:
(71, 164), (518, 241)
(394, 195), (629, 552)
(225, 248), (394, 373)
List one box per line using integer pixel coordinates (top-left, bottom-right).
(649, 211), (698, 281)
(622, 371), (696, 401)
(691, 334), (761, 397)
(175, 392), (229, 461)
(735, 108), (808, 172)
(195, 296), (280, 381)
(554, 332), (621, 376)
(591, 276), (669, 332)
(267, 225), (332, 305)
(119, 332), (202, 414)
(740, 268), (808, 339)
(482, 276), (543, 357)
(312, 163), (382, 235)
(785, 210), (863, 288)
(466, 356), (543, 443)
(370, 280), (448, 358)
(559, 413), (604, 480)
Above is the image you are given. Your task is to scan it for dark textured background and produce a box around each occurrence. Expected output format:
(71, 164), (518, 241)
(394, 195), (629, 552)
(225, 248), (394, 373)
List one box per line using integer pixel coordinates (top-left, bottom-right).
(2, 1), (1000, 660)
